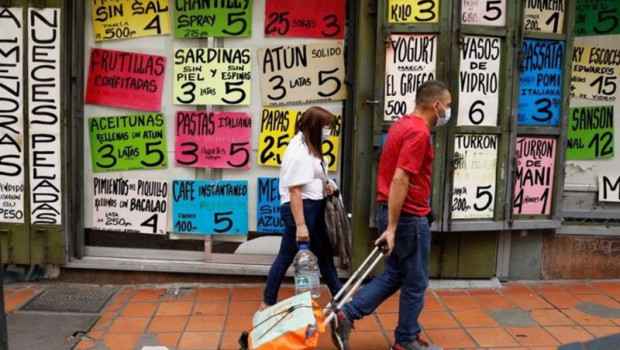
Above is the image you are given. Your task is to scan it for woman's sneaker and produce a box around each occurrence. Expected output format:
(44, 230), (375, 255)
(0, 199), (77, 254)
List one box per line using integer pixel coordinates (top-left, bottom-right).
(391, 336), (442, 350)
(330, 311), (353, 350)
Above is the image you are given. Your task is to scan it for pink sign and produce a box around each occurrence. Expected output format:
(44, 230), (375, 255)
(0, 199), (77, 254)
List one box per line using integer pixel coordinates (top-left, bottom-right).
(175, 111), (252, 169)
(514, 137), (556, 215)
(85, 48), (166, 111)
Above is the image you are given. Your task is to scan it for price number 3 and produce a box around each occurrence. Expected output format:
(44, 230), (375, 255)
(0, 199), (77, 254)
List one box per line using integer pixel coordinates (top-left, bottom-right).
(178, 142), (250, 168)
(265, 12), (341, 37)
(267, 68), (342, 103)
(96, 141), (165, 170)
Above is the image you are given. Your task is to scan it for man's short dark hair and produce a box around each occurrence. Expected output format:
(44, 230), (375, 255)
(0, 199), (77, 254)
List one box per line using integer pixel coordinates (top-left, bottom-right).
(415, 80), (448, 108)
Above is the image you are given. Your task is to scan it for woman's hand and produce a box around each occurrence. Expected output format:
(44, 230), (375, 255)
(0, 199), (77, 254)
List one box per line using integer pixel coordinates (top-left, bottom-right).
(296, 224), (310, 242)
(325, 181), (334, 196)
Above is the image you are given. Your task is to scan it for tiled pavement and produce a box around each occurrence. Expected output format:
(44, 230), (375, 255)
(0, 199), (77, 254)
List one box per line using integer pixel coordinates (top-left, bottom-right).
(4, 280), (620, 350)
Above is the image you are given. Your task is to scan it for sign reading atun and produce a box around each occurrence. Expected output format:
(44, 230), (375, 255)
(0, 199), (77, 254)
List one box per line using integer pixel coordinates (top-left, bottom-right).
(571, 45), (619, 102)
(92, 177), (168, 234)
(174, 0), (251, 38)
(92, 0), (171, 41)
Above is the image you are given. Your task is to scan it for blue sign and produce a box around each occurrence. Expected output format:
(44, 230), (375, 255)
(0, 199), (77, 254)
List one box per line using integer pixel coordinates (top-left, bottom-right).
(518, 39), (564, 126)
(257, 178), (285, 234)
(172, 180), (248, 234)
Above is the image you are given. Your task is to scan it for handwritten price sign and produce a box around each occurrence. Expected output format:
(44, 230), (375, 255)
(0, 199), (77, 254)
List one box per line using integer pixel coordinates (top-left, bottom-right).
(571, 45), (619, 102)
(567, 106), (614, 160)
(514, 137), (556, 216)
(388, 0), (439, 23)
(265, 0), (345, 39)
(575, 0), (620, 36)
(91, 0), (171, 41)
(523, 0), (564, 33)
(173, 0), (251, 38)
(460, 0), (505, 26)
(257, 178), (285, 234)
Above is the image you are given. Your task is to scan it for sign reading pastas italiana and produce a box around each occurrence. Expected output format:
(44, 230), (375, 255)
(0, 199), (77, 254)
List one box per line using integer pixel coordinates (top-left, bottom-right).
(567, 106), (614, 160)
(575, 0), (620, 36)
(0, 8), (25, 224)
(173, 0), (251, 38)
(518, 39), (564, 126)
(452, 135), (497, 219)
(258, 42), (346, 106)
(523, 0), (564, 34)
(460, 0), (506, 26)
(89, 113), (167, 172)
(384, 34), (437, 121)
(86, 48), (166, 111)
(174, 48), (251, 106)
(388, 0), (439, 23)
(258, 108), (342, 171)
(457, 36), (501, 126)
(92, 0), (171, 41)
(265, 0), (346, 39)
(257, 178), (284, 234)
(172, 180), (248, 234)
(514, 137), (556, 215)
(571, 45), (619, 102)
(92, 177), (168, 234)
(175, 111), (252, 169)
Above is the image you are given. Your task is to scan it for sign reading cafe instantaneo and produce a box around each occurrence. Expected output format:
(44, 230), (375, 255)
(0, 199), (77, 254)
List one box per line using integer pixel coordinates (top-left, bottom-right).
(0, 8), (25, 224)
(92, 177), (168, 234)
(514, 137), (556, 216)
(91, 0), (171, 41)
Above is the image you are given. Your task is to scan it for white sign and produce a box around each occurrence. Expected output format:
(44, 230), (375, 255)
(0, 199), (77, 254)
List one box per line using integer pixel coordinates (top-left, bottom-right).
(461, 0), (506, 26)
(92, 177), (168, 234)
(452, 134), (497, 219)
(524, 0), (564, 34)
(29, 8), (62, 225)
(599, 174), (620, 202)
(457, 36), (501, 126)
(384, 34), (437, 121)
(0, 8), (25, 224)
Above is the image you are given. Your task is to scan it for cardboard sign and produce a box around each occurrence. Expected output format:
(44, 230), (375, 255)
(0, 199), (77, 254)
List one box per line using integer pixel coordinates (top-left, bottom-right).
(0, 8), (25, 224)
(258, 108), (342, 171)
(89, 113), (168, 172)
(257, 178), (284, 234)
(571, 45), (619, 102)
(599, 174), (620, 202)
(452, 134), (497, 219)
(518, 39), (564, 126)
(258, 42), (346, 106)
(575, 0), (620, 36)
(86, 48), (166, 111)
(173, 0), (251, 38)
(457, 36), (501, 126)
(265, 0), (346, 39)
(384, 34), (437, 121)
(523, 0), (564, 34)
(388, 0), (439, 23)
(29, 8), (62, 225)
(567, 106), (614, 160)
(514, 137), (556, 215)
(460, 0), (506, 26)
(92, 177), (168, 234)
(92, 0), (171, 41)
(175, 111), (252, 169)
(172, 180), (248, 235)
(174, 48), (251, 106)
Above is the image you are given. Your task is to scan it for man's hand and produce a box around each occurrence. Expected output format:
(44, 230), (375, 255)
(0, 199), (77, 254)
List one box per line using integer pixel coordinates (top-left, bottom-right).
(375, 228), (395, 256)
(296, 224), (310, 242)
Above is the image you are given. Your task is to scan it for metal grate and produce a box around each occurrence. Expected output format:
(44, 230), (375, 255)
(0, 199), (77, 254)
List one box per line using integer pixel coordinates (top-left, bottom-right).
(19, 285), (119, 314)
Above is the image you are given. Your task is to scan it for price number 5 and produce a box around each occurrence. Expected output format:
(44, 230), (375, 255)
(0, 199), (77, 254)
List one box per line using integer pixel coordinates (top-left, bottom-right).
(96, 141), (165, 170)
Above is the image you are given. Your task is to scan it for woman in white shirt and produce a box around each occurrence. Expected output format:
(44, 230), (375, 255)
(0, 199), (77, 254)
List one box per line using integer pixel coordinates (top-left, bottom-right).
(261, 106), (343, 310)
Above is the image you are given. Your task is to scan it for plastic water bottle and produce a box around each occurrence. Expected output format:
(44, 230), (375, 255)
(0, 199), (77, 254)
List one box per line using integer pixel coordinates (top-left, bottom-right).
(293, 243), (321, 299)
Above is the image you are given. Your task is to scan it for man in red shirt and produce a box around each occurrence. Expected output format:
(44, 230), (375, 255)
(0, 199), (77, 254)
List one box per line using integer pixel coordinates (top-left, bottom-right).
(332, 80), (451, 350)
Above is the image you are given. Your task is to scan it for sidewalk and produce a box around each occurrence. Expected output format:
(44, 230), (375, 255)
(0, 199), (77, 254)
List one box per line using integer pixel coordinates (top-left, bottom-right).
(4, 280), (620, 350)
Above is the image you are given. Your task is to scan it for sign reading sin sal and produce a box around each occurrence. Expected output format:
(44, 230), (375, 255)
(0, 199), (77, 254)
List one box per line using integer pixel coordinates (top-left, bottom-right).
(514, 137), (556, 215)
(91, 0), (171, 41)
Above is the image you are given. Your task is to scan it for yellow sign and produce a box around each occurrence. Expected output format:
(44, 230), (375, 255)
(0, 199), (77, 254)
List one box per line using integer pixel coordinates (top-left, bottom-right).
(388, 0), (439, 23)
(258, 108), (341, 171)
(92, 0), (171, 41)
(571, 45), (620, 102)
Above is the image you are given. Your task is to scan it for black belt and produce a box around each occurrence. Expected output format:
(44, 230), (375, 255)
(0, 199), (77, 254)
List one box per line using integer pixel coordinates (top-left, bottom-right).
(376, 201), (416, 217)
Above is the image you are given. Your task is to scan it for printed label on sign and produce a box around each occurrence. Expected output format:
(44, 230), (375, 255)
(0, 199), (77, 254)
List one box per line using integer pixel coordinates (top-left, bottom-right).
(388, 0), (439, 23)
(175, 111), (252, 169)
(514, 137), (556, 216)
(457, 36), (501, 126)
(265, 0), (345, 39)
(92, 0), (171, 41)
(523, 0), (564, 34)
(173, 0), (251, 38)
(575, 0), (620, 36)
(257, 178), (284, 234)
(452, 135), (497, 219)
(384, 34), (437, 121)
(258, 41), (347, 106)
(0, 8), (25, 224)
(518, 39), (564, 126)
(172, 180), (248, 235)
(571, 45), (619, 102)
(567, 106), (614, 160)
(460, 0), (506, 26)
(92, 177), (168, 234)
(85, 48), (166, 111)
(174, 48), (251, 106)
(89, 113), (168, 172)
(599, 174), (620, 202)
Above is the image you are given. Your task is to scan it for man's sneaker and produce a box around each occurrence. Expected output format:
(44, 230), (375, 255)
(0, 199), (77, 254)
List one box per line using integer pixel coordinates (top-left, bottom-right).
(391, 336), (443, 350)
(330, 310), (353, 350)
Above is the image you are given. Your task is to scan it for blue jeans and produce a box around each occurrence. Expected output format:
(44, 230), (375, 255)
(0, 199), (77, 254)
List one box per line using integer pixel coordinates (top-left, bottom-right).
(263, 199), (343, 305)
(342, 206), (431, 345)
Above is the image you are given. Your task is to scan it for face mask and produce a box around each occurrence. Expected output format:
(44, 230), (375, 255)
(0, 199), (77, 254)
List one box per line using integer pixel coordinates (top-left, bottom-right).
(321, 127), (331, 141)
(435, 103), (451, 127)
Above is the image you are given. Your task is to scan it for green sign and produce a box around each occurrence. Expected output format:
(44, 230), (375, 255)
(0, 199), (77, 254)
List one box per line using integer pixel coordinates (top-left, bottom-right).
(173, 1), (252, 38)
(89, 113), (168, 172)
(575, 0), (620, 36)
(567, 106), (614, 160)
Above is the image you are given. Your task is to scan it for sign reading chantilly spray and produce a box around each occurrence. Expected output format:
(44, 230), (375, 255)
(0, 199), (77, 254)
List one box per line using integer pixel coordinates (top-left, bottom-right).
(514, 137), (556, 215)
(174, 0), (251, 38)
(92, 177), (168, 234)
(257, 178), (284, 234)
